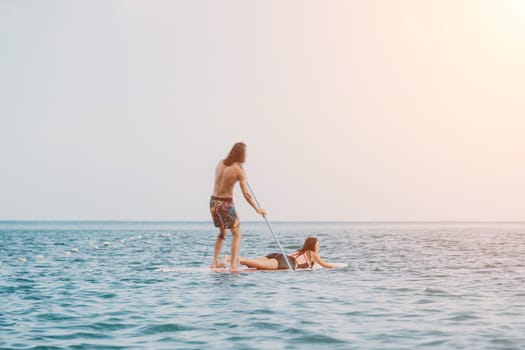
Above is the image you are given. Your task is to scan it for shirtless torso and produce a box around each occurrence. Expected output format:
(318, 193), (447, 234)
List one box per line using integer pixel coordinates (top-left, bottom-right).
(212, 161), (264, 214)
(212, 161), (243, 199)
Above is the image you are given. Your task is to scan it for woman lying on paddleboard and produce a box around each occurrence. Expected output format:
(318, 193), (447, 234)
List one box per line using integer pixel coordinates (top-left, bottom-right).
(221, 237), (337, 270)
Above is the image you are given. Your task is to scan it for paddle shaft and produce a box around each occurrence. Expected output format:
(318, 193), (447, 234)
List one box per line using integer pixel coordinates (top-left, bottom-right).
(246, 182), (294, 271)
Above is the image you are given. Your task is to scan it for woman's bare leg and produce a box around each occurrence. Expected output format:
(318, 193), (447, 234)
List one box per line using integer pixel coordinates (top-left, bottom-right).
(222, 255), (279, 270)
(241, 257), (279, 270)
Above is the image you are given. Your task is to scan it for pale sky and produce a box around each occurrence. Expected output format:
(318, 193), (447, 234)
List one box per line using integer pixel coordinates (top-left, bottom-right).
(1, 0), (524, 221)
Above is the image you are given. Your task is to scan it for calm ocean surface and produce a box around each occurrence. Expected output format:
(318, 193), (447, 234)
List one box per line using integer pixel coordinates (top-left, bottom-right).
(1, 221), (524, 349)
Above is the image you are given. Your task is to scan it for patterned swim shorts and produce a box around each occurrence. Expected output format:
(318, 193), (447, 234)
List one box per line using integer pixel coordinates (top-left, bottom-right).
(210, 196), (239, 230)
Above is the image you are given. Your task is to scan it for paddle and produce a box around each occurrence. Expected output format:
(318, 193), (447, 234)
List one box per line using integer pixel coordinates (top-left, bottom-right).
(246, 182), (294, 271)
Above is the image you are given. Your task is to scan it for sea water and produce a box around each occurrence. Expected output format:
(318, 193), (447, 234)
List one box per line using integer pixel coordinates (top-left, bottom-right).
(1, 221), (524, 349)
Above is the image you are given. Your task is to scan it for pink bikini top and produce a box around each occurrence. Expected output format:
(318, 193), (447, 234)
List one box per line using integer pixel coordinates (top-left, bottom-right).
(290, 251), (313, 269)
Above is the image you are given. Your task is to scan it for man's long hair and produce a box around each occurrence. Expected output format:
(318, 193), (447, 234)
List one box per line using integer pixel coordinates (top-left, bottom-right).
(223, 142), (246, 166)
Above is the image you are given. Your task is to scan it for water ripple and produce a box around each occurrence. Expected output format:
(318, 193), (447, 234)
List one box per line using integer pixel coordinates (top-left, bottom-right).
(1, 221), (525, 349)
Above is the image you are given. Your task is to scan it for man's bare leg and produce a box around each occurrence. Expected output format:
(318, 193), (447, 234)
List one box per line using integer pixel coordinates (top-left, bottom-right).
(230, 226), (242, 272)
(211, 228), (227, 268)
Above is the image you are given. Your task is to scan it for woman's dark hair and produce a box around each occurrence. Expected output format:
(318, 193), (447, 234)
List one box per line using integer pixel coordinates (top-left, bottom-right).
(300, 237), (318, 252)
(296, 237), (318, 268)
(223, 142), (246, 166)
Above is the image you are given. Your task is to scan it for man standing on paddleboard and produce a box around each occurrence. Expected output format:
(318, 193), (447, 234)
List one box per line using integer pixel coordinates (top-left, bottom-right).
(210, 142), (266, 272)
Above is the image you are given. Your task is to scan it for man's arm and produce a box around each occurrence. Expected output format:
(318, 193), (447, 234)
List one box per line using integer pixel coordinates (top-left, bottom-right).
(238, 168), (266, 216)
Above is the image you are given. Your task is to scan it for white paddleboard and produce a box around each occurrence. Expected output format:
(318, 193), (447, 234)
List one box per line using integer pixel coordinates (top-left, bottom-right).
(157, 262), (348, 273)
(157, 267), (262, 273)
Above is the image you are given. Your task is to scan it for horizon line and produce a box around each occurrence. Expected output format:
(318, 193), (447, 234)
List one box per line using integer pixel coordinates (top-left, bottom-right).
(1, 219), (525, 224)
